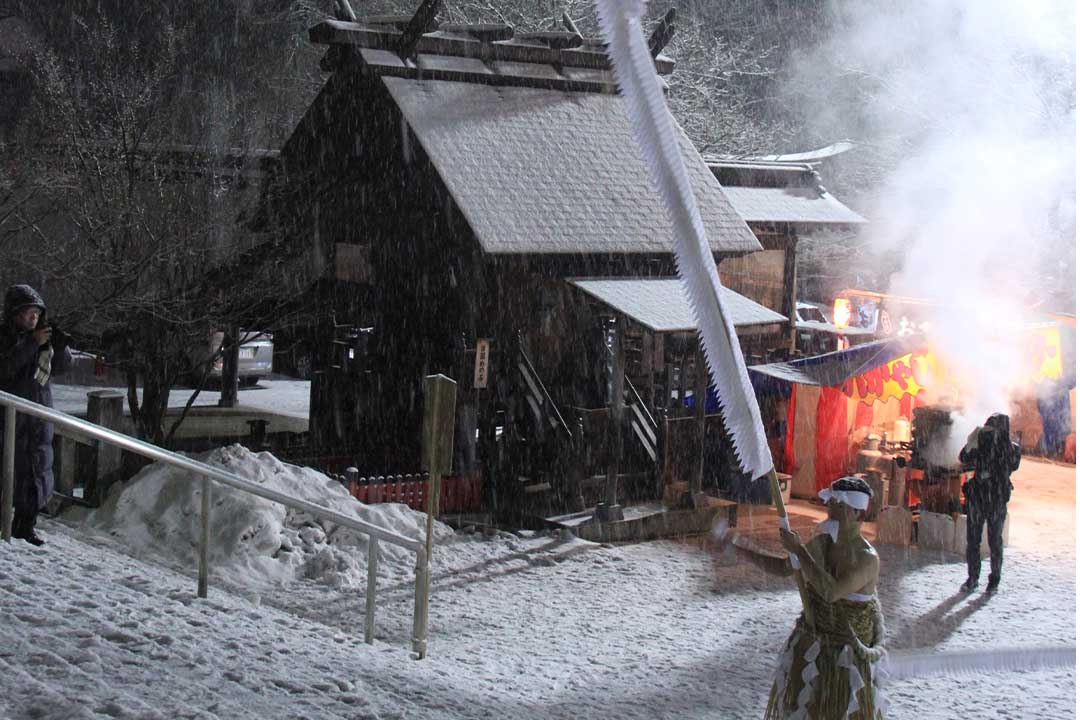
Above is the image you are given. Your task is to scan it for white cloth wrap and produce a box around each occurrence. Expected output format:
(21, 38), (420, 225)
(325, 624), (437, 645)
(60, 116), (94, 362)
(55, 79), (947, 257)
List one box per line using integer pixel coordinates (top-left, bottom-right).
(772, 632), (797, 713)
(870, 650), (891, 717)
(779, 515), (801, 569)
(836, 645), (864, 716)
(840, 625), (891, 719)
(817, 487), (870, 511)
(788, 639), (821, 720)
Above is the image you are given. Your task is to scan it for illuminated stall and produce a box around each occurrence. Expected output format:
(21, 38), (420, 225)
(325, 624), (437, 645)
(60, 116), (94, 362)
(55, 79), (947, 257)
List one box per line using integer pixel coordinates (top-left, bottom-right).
(751, 317), (1075, 509)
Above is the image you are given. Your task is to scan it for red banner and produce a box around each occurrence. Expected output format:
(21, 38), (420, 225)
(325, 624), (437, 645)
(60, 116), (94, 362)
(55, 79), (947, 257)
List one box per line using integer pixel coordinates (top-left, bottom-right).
(842, 349), (935, 405)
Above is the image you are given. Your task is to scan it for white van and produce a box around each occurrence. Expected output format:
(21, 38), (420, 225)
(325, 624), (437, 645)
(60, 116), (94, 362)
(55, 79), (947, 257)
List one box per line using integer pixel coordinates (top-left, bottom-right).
(189, 330), (274, 386)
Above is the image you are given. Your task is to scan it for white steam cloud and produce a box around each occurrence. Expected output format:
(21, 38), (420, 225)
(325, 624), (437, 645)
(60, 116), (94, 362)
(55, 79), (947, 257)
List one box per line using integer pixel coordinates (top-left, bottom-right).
(790, 0), (1076, 446)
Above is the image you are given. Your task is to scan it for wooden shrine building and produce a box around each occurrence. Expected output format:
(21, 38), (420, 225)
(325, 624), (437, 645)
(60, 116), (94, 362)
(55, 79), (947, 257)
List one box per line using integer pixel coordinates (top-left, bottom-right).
(256, 6), (851, 521)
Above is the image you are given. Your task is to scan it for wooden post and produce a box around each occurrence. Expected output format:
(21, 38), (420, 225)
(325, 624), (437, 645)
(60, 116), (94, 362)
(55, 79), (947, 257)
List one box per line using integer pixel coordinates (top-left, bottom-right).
(418, 373), (456, 659)
(365, 536), (379, 644)
(655, 406), (668, 498)
(782, 238), (798, 353)
(421, 374), (457, 560)
(198, 475), (211, 598)
(572, 416), (587, 512)
(87, 390), (124, 505)
(604, 317), (625, 517)
(52, 434), (76, 500)
(676, 340), (692, 416)
(662, 362), (674, 415)
(690, 340), (707, 498)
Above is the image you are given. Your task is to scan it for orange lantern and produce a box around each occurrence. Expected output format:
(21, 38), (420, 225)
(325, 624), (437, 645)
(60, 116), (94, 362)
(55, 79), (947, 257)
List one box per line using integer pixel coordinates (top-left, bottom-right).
(833, 298), (852, 329)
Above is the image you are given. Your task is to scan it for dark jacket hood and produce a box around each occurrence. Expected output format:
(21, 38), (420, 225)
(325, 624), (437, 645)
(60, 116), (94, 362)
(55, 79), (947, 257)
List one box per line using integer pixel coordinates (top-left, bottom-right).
(4, 284), (46, 322)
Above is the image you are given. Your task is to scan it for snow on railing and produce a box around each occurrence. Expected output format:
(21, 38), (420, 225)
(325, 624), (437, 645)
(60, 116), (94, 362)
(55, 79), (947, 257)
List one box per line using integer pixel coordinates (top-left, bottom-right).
(0, 389), (433, 658)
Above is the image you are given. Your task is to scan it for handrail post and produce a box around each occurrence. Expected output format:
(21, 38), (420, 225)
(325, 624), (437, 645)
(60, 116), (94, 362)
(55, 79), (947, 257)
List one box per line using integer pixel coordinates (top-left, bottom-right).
(412, 548), (430, 658)
(2, 405), (15, 541)
(364, 536), (379, 644)
(198, 475), (211, 598)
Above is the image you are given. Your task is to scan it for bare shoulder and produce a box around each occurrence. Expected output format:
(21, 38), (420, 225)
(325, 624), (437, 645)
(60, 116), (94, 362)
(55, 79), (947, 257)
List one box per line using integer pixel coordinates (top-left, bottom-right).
(856, 540), (880, 570)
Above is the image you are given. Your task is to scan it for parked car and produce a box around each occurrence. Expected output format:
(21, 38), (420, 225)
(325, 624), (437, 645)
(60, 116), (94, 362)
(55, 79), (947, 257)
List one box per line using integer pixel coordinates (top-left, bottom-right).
(188, 330), (274, 386)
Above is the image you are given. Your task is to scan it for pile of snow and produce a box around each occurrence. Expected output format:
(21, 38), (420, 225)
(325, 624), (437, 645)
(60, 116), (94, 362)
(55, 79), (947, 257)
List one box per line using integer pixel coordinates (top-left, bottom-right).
(72, 444), (455, 590)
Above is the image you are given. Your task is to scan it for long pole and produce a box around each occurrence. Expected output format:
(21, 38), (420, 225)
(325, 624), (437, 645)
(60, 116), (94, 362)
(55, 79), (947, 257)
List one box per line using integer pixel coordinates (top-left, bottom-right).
(2, 406), (14, 541)
(769, 467), (814, 626)
(198, 475), (211, 598)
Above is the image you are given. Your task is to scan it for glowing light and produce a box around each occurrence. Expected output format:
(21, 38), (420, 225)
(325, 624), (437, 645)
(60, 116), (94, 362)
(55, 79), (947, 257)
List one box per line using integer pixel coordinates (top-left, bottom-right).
(833, 298), (852, 329)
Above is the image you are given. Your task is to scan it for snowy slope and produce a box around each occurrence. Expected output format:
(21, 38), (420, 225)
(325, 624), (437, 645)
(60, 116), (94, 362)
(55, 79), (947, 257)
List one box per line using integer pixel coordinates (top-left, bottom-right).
(0, 455), (1074, 719)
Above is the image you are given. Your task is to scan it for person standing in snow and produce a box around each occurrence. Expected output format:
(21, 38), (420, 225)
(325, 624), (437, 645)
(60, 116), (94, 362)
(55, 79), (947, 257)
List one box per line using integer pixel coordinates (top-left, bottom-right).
(755, 476), (888, 719)
(0, 284), (72, 545)
(958, 413), (1020, 594)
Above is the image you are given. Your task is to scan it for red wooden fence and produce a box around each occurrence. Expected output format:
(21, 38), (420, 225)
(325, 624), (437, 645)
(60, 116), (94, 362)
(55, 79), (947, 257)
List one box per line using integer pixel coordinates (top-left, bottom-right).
(345, 473), (482, 513)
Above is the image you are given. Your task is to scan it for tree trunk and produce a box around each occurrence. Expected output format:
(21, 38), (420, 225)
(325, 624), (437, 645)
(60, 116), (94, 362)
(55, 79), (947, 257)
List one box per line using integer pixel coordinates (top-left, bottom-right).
(137, 361), (171, 445)
(219, 326), (240, 408)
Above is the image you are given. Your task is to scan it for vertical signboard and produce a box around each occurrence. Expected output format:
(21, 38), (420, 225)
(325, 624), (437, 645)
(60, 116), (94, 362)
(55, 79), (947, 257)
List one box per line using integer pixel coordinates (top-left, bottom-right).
(473, 338), (490, 389)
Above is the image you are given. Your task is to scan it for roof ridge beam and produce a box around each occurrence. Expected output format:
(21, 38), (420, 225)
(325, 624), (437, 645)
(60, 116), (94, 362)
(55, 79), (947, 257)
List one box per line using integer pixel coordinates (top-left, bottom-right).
(310, 19), (675, 75)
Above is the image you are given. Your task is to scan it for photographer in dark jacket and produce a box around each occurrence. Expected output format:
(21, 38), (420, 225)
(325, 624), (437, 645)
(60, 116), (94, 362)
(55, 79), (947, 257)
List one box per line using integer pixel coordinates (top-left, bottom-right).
(0, 285), (72, 545)
(959, 413), (1021, 594)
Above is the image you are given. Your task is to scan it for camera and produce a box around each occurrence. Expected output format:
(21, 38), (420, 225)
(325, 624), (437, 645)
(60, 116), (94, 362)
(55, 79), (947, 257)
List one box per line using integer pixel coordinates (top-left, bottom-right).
(35, 311), (69, 349)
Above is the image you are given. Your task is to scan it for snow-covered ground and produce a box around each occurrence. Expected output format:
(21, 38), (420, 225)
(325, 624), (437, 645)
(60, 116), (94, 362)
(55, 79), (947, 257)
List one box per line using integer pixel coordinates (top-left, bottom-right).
(0, 453), (1074, 719)
(51, 378), (312, 419)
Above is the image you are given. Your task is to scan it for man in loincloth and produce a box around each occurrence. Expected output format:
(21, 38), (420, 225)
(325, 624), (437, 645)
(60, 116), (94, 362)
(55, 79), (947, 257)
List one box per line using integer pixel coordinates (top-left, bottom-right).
(761, 476), (889, 719)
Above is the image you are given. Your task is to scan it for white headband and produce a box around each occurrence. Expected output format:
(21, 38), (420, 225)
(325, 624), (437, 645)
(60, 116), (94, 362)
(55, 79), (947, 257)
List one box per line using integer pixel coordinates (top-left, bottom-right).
(818, 487), (870, 511)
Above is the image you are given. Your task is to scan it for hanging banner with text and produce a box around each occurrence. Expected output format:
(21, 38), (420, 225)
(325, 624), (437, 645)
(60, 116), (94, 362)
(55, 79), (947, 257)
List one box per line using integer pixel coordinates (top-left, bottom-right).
(473, 339), (491, 389)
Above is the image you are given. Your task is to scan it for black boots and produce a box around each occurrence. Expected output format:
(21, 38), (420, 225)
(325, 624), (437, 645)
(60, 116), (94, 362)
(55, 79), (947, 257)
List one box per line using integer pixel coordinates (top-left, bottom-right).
(12, 514), (44, 546)
(962, 575), (1000, 595)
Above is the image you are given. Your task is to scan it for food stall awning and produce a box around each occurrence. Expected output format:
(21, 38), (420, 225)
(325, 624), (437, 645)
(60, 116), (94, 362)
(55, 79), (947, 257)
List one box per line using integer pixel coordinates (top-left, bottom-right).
(568, 277), (787, 332)
(749, 335), (927, 387)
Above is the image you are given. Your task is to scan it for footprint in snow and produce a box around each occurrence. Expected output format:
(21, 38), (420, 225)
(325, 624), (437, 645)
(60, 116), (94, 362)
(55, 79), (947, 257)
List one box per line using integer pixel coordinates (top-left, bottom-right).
(223, 669), (246, 683)
(14, 612), (59, 626)
(102, 630), (142, 645)
(270, 677), (307, 694)
(94, 700), (133, 718)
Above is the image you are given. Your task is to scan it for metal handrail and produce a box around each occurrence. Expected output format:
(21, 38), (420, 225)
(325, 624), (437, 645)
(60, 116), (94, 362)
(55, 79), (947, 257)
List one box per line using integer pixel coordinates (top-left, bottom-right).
(0, 389), (432, 658)
(515, 333), (573, 441)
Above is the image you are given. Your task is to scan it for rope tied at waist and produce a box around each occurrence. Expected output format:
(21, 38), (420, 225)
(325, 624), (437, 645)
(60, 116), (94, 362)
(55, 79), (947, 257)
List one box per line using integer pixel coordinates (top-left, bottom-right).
(797, 586), (880, 649)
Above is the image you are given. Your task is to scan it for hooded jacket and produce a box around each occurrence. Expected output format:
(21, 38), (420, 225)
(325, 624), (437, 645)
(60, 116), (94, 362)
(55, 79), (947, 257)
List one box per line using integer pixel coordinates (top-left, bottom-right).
(0, 284), (72, 512)
(960, 413), (1021, 507)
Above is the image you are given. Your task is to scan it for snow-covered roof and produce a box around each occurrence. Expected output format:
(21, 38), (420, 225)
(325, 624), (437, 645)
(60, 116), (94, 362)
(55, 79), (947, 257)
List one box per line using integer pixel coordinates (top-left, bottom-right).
(569, 277), (786, 332)
(720, 186), (867, 226)
(384, 77), (762, 256)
